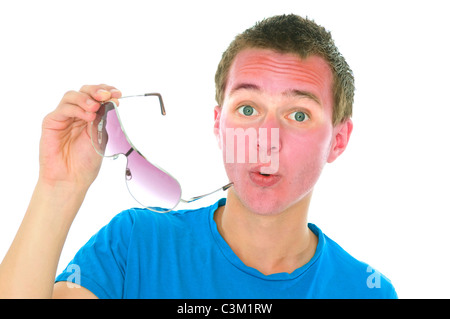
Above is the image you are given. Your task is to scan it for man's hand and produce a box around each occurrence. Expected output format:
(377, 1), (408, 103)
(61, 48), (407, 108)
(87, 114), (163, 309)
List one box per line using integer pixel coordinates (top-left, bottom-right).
(39, 84), (121, 189)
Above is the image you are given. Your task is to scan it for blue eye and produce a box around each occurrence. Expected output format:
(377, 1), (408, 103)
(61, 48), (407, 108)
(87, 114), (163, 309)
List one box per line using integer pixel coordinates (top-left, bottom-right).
(289, 111), (310, 122)
(238, 105), (258, 116)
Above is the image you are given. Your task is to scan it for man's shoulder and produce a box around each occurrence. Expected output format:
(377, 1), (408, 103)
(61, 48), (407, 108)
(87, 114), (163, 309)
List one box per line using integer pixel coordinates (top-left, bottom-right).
(112, 200), (219, 234)
(321, 231), (397, 298)
(310, 225), (397, 298)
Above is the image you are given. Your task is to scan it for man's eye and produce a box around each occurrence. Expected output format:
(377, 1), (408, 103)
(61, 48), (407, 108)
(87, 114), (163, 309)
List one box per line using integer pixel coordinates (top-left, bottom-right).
(237, 105), (258, 116)
(288, 111), (310, 122)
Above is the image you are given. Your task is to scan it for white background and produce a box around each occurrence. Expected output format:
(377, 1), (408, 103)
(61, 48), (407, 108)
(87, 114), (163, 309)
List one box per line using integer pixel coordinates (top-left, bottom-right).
(0, 0), (449, 298)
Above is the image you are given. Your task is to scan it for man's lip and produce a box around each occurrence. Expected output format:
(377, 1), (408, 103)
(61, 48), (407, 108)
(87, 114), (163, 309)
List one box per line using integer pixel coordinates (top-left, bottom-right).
(248, 171), (282, 187)
(249, 165), (281, 176)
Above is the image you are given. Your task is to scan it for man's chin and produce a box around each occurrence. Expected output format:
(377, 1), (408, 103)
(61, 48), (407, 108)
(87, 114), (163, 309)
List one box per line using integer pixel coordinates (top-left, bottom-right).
(230, 187), (288, 216)
(229, 182), (313, 217)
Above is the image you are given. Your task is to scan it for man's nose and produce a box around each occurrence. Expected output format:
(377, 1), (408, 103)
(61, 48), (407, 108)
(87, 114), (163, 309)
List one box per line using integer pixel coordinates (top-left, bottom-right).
(257, 115), (281, 154)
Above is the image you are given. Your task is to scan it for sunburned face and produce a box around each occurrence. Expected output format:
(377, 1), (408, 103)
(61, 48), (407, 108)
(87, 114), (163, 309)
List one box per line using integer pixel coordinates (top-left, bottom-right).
(214, 48), (352, 215)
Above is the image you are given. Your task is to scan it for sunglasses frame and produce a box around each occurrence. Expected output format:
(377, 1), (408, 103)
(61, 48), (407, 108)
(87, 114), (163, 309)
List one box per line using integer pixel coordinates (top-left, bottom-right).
(89, 93), (232, 213)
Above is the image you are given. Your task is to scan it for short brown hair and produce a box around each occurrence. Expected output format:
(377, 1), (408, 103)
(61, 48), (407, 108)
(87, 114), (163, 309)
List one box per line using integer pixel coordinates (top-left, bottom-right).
(214, 14), (354, 126)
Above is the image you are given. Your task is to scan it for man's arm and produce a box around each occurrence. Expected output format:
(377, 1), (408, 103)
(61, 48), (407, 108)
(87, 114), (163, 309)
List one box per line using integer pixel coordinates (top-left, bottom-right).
(0, 85), (121, 298)
(0, 181), (90, 298)
(53, 282), (97, 299)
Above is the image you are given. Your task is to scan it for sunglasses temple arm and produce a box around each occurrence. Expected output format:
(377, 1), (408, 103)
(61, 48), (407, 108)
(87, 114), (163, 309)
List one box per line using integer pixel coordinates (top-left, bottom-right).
(144, 93), (166, 115)
(119, 93), (166, 116)
(180, 182), (233, 204)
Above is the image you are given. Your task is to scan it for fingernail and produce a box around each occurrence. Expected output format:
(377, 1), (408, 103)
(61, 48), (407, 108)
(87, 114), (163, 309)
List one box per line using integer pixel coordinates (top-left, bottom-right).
(97, 89), (109, 95)
(110, 89), (121, 97)
(86, 98), (96, 106)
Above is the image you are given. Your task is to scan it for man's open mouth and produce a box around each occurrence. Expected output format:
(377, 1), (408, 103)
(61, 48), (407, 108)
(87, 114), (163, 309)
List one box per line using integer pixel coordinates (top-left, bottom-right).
(249, 171), (281, 187)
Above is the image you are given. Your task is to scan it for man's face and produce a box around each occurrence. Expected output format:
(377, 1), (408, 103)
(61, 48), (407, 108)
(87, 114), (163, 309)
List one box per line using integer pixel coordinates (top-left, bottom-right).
(214, 48), (349, 215)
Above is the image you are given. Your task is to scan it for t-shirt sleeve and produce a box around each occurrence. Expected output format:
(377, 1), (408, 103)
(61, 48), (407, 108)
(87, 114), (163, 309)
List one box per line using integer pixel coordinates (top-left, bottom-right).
(55, 210), (134, 299)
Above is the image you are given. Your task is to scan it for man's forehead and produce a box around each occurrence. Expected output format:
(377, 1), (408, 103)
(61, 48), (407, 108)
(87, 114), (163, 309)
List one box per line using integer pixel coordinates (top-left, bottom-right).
(225, 48), (333, 106)
(230, 48), (332, 75)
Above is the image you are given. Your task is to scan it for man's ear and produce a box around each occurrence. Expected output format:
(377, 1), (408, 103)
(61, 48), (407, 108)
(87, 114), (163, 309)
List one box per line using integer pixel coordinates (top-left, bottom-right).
(327, 118), (353, 163)
(214, 105), (222, 149)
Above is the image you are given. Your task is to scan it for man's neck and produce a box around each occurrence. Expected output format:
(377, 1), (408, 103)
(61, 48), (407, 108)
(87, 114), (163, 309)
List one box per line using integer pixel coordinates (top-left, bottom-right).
(213, 190), (318, 276)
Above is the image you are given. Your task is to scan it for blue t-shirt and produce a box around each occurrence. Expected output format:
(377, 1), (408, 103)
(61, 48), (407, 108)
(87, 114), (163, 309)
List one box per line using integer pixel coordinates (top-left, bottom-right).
(55, 198), (397, 298)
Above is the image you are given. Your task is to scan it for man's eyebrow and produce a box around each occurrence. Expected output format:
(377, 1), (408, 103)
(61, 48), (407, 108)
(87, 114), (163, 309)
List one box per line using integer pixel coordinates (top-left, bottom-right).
(229, 83), (261, 96)
(282, 89), (322, 106)
(229, 83), (321, 107)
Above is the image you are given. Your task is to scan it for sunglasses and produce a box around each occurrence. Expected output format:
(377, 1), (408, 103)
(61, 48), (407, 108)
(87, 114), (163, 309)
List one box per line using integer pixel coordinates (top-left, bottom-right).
(89, 93), (232, 213)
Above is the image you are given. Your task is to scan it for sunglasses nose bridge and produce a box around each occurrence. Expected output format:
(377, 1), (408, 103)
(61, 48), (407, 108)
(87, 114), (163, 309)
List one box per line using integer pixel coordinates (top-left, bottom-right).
(124, 148), (135, 181)
(125, 167), (132, 181)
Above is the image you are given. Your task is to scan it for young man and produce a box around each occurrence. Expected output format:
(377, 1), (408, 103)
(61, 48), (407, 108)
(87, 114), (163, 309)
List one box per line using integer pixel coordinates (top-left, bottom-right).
(0, 14), (397, 298)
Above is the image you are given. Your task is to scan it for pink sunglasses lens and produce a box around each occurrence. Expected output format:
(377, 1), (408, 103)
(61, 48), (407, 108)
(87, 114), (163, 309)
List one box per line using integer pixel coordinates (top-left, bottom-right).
(125, 150), (181, 211)
(91, 102), (181, 211)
